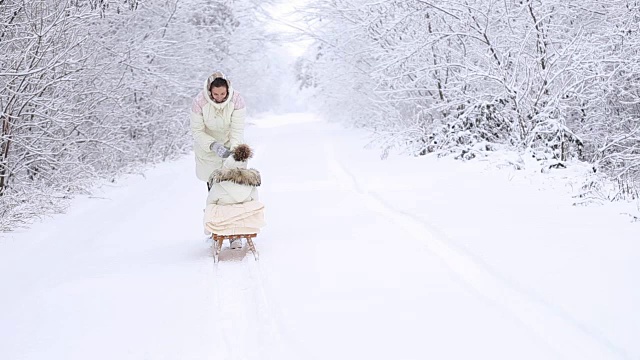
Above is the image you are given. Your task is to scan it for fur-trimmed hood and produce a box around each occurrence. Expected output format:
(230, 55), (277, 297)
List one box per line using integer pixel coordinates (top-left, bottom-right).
(208, 144), (260, 186)
(209, 168), (261, 187)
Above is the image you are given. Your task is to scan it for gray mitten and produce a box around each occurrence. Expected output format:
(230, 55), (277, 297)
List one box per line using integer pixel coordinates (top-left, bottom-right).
(210, 141), (231, 158)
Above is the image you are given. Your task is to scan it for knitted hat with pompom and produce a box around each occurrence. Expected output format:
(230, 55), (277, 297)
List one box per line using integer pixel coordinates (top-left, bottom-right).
(232, 144), (253, 162)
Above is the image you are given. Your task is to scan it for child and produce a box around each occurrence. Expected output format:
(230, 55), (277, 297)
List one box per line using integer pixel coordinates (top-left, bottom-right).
(203, 144), (265, 249)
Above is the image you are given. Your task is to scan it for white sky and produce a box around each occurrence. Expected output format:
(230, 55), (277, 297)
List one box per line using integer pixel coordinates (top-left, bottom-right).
(265, 0), (312, 57)
(0, 112), (638, 359)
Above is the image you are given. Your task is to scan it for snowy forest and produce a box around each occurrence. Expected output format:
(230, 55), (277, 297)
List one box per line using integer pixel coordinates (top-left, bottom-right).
(2, 0), (640, 230)
(0, 0), (288, 230)
(296, 0), (640, 199)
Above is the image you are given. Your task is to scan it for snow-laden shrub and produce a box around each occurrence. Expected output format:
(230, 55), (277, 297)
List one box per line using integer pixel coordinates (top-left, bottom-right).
(300, 0), (640, 198)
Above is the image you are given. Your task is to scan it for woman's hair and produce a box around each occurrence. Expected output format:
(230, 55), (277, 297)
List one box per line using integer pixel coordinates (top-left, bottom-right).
(210, 77), (229, 91)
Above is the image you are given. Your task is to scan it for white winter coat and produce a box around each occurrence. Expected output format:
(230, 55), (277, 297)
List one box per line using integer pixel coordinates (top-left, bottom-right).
(203, 156), (265, 235)
(206, 157), (260, 206)
(190, 73), (247, 181)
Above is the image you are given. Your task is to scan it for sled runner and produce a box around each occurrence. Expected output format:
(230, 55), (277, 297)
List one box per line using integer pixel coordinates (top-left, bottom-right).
(212, 233), (259, 263)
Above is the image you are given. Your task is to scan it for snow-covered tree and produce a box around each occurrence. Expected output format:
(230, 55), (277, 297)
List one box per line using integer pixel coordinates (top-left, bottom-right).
(1, 0), (279, 230)
(300, 0), (640, 197)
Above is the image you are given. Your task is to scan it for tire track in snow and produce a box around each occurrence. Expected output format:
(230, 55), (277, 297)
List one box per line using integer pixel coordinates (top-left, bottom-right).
(324, 143), (629, 360)
(210, 248), (286, 359)
(209, 249), (318, 359)
(245, 257), (321, 360)
(228, 126), (322, 360)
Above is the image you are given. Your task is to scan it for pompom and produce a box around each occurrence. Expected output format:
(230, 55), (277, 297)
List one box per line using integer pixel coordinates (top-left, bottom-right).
(233, 144), (253, 162)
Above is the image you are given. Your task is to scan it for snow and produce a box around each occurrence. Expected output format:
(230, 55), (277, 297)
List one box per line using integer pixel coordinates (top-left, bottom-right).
(1, 112), (638, 360)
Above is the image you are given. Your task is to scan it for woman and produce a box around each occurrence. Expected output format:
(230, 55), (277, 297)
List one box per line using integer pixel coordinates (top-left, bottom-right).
(190, 71), (247, 189)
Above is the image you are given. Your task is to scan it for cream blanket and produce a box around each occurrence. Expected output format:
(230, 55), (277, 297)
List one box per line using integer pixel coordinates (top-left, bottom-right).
(204, 200), (266, 235)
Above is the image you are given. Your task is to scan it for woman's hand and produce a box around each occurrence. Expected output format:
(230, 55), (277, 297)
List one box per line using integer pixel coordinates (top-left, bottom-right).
(210, 141), (231, 158)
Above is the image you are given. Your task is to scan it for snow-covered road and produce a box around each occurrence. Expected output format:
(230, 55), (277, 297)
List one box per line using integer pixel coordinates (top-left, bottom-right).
(1, 113), (637, 360)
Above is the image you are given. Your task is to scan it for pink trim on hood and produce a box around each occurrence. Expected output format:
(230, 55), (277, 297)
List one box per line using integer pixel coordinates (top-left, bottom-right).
(191, 91), (208, 114)
(232, 92), (245, 110)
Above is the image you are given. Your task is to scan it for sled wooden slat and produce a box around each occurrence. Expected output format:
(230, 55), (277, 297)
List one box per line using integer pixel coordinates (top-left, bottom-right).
(212, 233), (259, 263)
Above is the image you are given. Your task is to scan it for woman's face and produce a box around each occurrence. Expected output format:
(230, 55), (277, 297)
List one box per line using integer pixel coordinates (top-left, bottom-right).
(211, 86), (228, 103)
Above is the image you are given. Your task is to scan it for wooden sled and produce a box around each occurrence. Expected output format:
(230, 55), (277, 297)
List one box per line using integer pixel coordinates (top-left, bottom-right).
(212, 233), (259, 263)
